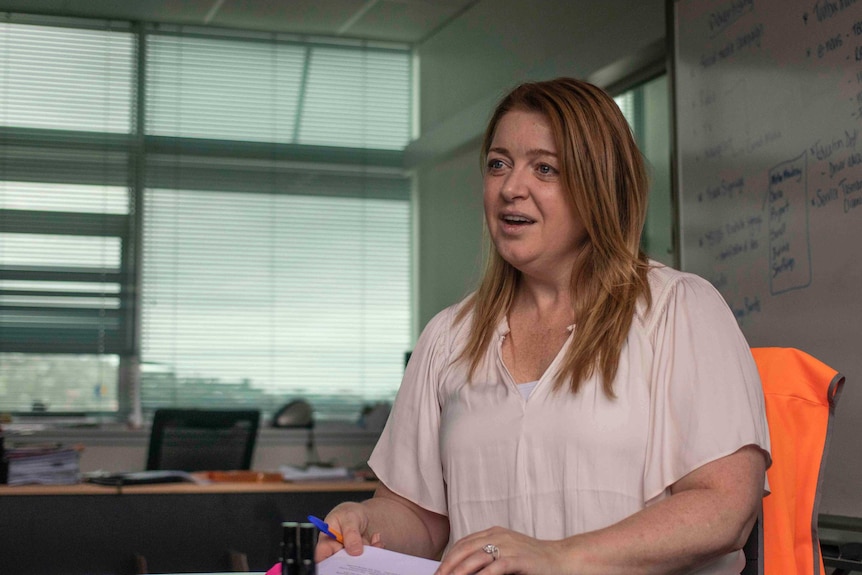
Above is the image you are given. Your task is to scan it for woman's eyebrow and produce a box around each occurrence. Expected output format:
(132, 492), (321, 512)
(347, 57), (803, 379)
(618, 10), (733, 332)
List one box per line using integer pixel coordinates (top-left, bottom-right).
(487, 146), (557, 158)
(526, 148), (558, 158)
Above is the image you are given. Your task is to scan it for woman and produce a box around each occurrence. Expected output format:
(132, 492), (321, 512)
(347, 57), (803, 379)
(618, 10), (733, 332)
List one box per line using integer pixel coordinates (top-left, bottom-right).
(315, 78), (770, 575)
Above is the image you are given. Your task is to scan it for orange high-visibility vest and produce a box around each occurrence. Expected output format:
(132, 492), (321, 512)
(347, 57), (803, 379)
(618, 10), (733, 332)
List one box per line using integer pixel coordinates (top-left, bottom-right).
(751, 347), (844, 575)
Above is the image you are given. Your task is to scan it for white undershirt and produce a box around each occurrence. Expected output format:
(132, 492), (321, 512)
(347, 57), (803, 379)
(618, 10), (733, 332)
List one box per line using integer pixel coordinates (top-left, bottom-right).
(517, 380), (539, 399)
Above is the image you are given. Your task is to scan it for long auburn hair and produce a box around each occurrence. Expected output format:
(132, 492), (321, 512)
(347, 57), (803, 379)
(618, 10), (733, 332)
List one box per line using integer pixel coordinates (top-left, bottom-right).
(457, 77), (652, 397)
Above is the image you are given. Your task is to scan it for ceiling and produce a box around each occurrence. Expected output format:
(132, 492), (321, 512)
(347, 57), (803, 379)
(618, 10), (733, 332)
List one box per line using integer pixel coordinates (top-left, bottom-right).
(0, 0), (479, 44)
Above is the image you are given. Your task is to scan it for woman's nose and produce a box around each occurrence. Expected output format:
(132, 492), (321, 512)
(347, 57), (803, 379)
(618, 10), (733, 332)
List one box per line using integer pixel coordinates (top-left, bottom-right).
(500, 169), (529, 201)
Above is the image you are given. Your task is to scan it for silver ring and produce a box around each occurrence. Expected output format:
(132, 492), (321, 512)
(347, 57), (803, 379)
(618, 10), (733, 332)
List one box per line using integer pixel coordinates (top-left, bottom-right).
(482, 543), (500, 560)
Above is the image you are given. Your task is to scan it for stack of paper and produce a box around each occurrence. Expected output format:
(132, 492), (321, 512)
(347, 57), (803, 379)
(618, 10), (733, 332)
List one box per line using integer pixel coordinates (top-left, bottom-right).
(2, 444), (81, 485)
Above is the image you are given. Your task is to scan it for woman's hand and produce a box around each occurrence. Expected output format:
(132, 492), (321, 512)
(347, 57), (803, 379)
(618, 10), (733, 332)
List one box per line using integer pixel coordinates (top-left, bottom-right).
(313, 501), (384, 563)
(435, 526), (568, 575)
(314, 483), (449, 565)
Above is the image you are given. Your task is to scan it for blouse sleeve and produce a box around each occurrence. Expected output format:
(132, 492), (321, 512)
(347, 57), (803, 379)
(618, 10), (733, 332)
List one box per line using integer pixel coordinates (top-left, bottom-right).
(367, 306), (455, 515)
(642, 273), (772, 503)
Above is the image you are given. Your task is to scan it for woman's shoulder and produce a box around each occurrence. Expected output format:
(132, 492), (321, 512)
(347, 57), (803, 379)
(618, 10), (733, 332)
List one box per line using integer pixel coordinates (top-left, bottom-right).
(644, 260), (715, 294)
(637, 261), (729, 330)
(417, 293), (477, 354)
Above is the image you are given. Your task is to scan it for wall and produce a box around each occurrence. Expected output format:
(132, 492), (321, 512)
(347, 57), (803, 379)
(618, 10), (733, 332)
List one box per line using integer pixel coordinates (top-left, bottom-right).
(415, 150), (485, 325)
(410, 0), (668, 327)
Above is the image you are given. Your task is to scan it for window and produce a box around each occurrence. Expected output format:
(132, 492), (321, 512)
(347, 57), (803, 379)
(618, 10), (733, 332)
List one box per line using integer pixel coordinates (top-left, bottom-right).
(615, 75), (674, 266)
(0, 19), (134, 414)
(0, 16), (413, 422)
(141, 186), (411, 421)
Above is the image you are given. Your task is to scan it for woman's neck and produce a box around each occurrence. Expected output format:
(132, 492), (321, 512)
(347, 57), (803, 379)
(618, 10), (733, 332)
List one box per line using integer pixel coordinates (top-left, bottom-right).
(511, 279), (574, 327)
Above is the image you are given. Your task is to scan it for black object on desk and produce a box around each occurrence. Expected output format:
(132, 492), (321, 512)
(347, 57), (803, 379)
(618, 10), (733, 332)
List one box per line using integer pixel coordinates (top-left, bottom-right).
(281, 521), (300, 575)
(85, 470), (196, 486)
(298, 522), (317, 575)
(279, 520), (316, 575)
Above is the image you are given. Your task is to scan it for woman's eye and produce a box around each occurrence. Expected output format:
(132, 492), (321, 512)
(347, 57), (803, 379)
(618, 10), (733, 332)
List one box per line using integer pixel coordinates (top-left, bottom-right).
(486, 158), (505, 170)
(537, 163), (557, 175)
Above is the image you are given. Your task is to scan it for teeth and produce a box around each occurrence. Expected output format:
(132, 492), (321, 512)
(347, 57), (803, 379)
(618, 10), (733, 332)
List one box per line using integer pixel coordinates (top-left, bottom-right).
(503, 215), (533, 223)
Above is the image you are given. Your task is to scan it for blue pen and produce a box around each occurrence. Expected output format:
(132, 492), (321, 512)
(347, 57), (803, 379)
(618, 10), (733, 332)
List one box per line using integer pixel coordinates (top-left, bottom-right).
(308, 515), (344, 544)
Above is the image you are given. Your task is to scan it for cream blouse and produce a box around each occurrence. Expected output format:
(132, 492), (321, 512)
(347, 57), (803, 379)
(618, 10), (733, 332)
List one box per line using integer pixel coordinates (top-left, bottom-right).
(368, 263), (771, 574)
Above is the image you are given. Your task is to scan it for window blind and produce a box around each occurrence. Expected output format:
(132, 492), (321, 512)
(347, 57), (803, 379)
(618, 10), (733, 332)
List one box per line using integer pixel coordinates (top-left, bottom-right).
(147, 32), (411, 149)
(0, 17), (414, 421)
(140, 29), (413, 421)
(0, 21), (134, 132)
(140, 183), (411, 420)
(0, 19), (135, 413)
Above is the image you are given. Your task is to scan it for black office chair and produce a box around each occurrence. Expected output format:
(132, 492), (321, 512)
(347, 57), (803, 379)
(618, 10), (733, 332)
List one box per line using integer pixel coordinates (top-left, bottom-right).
(146, 408), (261, 472)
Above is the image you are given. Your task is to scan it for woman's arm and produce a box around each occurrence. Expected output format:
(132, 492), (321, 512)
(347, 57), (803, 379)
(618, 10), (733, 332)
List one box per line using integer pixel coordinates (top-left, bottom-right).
(437, 445), (766, 575)
(566, 444), (766, 574)
(314, 482), (450, 563)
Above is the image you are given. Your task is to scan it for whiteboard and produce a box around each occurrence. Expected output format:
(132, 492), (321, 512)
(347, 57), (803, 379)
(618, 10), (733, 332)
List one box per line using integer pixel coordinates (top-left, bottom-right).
(672, 0), (862, 517)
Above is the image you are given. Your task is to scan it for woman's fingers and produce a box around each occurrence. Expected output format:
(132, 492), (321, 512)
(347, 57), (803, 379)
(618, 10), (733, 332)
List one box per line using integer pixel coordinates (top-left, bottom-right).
(327, 508), (367, 555)
(436, 526), (564, 575)
(436, 527), (502, 574)
(314, 503), (372, 560)
(313, 536), (344, 563)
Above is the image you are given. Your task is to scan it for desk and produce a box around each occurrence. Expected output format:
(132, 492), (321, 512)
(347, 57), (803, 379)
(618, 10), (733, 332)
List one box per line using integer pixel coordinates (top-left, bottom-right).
(0, 480), (378, 496)
(0, 480), (378, 575)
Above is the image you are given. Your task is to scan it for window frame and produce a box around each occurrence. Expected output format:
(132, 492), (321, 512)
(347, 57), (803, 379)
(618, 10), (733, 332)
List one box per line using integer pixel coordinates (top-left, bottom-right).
(0, 14), (415, 424)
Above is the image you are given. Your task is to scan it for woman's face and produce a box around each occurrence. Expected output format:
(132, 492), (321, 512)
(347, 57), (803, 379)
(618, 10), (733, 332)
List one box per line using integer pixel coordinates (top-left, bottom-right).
(483, 109), (587, 280)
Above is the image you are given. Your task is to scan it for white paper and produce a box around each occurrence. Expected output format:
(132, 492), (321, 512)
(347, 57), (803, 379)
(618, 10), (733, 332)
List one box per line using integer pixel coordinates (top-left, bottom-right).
(317, 546), (440, 575)
(279, 464), (352, 481)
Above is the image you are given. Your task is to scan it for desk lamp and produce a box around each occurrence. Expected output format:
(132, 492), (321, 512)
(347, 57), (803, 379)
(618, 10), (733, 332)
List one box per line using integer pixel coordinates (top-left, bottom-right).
(272, 400), (322, 466)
